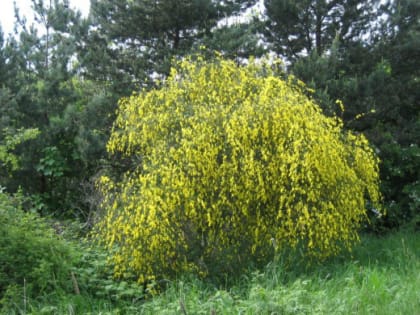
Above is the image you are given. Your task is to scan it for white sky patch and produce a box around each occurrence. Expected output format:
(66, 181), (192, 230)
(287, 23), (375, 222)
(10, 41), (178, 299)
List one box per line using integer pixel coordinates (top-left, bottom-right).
(0, 0), (90, 37)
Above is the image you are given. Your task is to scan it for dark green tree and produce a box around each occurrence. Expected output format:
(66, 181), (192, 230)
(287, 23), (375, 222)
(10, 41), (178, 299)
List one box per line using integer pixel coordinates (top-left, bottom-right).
(264, 0), (380, 60)
(201, 18), (266, 60)
(0, 1), (109, 218)
(82, 0), (259, 93)
(286, 0), (419, 229)
(2, 0), (267, 220)
(370, 0), (420, 228)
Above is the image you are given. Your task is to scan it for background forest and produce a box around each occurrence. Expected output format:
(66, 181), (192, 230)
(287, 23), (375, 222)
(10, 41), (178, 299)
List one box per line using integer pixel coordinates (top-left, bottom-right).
(0, 0), (418, 314)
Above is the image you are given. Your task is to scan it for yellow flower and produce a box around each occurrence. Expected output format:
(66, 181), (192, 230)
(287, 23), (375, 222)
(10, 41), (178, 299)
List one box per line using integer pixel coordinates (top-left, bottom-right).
(94, 53), (382, 283)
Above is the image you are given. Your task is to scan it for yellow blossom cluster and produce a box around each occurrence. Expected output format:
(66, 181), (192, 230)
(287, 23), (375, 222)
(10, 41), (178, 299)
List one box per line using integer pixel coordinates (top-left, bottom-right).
(95, 55), (381, 282)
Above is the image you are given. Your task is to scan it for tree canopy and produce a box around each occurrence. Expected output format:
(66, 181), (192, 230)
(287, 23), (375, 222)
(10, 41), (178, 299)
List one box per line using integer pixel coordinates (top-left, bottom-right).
(0, 0), (417, 229)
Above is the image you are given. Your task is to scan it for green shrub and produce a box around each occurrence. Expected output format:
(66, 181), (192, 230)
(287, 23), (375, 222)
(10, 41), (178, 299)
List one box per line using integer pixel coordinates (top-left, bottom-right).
(72, 241), (145, 302)
(0, 128), (39, 175)
(367, 131), (419, 232)
(0, 189), (76, 309)
(95, 55), (382, 283)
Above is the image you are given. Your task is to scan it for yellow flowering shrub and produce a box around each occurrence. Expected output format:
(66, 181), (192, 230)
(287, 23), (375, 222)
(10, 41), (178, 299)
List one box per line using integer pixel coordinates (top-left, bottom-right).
(95, 55), (381, 282)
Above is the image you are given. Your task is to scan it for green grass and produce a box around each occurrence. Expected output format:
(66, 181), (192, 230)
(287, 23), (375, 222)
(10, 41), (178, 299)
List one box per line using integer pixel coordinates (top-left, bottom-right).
(136, 230), (420, 315)
(7, 229), (420, 315)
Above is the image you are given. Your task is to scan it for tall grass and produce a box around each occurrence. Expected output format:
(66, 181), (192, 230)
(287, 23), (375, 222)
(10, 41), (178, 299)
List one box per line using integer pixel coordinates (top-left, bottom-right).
(10, 229), (419, 314)
(138, 230), (419, 315)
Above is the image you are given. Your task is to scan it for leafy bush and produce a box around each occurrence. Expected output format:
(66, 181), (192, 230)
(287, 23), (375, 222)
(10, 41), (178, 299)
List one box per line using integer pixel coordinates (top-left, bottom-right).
(0, 189), (76, 309)
(72, 242), (145, 302)
(369, 132), (420, 232)
(0, 128), (40, 174)
(95, 55), (381, 283)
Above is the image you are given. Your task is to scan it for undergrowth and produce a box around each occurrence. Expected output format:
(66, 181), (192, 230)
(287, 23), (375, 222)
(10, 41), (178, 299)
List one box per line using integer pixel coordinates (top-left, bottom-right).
(137, 229), (419, 315)
(5, 228), (418, 315)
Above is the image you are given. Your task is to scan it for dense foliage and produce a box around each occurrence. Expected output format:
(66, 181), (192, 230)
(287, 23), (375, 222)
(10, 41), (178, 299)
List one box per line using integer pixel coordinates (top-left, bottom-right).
(0, 0), (417, 312)
(289, 0), (419, 230)
(0, 190), (75, 309)
(0, 0), (417, 229)
(96, 56), (381, 282)
(264, 0), (379, 59)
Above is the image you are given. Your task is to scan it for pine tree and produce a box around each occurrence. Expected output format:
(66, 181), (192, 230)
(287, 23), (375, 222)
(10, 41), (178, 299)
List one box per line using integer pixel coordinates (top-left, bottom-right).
(264, 0), (380, 60)
(0, 1), (103, 216)
(83, 0), (259, 92)
(282, 0), (419, 229)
